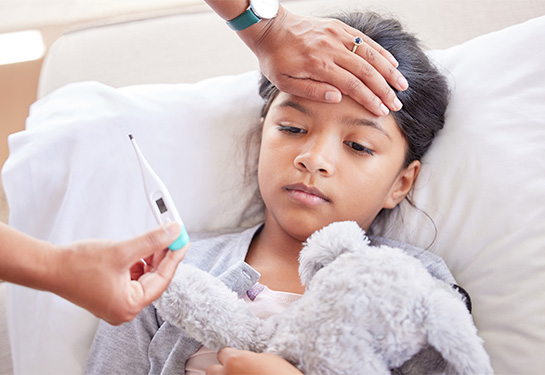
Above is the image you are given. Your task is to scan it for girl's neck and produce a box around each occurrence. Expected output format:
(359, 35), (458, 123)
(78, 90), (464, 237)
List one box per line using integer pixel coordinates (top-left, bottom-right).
(245, 218), (305, 294)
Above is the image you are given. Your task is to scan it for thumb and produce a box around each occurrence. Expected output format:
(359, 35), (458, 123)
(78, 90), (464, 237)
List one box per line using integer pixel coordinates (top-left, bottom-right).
(124, 222), (182, 264)
(216, 347), (240, 365)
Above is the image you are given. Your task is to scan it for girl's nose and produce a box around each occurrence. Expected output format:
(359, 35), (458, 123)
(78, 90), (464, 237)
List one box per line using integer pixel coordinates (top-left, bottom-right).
(294, 136), (337, 176)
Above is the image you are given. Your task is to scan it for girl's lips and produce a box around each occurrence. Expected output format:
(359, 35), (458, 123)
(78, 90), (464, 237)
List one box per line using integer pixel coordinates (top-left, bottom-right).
(285, 184), (330, 205)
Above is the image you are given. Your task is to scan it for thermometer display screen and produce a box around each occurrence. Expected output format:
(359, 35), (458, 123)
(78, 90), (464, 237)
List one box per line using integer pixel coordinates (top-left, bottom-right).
(156, 197), (168, 214)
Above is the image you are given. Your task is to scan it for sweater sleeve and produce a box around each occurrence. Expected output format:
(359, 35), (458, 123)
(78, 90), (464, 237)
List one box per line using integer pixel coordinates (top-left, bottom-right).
(84, 305), (158, 374)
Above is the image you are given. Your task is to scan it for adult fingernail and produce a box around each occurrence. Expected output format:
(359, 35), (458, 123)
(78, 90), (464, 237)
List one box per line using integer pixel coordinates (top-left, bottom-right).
(325, 91), (342, 103)
(398, 76), (409, 90)
(390, 56), (399, 67)
(393, 97), (403, 111)
(162, 221), (180, 238)
(380, 104), (389, 116)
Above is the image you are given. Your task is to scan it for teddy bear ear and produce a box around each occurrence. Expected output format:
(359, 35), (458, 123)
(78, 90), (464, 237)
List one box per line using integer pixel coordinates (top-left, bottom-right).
(298, 221), (368, 287)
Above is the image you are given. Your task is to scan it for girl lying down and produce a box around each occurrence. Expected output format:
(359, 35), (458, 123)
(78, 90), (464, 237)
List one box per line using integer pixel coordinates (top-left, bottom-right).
(85, 11), (483, 375)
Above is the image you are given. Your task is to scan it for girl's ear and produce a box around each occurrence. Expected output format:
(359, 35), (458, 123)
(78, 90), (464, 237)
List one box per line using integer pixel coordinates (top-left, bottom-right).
(383, 160), (421, 209)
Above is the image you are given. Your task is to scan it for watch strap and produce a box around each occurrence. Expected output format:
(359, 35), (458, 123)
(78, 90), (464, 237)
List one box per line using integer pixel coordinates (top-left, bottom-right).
(227, 8), (260, 31)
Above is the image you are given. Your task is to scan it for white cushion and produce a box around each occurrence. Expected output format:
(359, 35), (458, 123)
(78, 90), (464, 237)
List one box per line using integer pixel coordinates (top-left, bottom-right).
(3, 16), (545, 374)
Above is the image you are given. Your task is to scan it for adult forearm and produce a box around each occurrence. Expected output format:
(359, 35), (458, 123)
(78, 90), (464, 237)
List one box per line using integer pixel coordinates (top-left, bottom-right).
(203, 0), (280, 53)
(0, 222), (58, 290)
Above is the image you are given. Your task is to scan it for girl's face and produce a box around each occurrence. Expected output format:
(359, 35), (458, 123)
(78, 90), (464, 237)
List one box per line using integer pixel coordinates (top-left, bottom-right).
(258, 92), (420, 242)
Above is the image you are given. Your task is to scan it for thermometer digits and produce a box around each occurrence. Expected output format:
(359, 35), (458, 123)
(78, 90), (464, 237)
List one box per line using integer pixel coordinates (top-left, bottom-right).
(129, 134), (189, 250)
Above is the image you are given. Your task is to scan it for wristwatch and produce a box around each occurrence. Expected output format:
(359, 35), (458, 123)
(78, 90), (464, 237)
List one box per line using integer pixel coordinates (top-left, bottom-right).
(226, 0), (279, 31)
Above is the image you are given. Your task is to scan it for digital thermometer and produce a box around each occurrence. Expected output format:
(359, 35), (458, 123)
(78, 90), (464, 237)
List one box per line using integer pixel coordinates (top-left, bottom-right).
(129, 134), (189, 250)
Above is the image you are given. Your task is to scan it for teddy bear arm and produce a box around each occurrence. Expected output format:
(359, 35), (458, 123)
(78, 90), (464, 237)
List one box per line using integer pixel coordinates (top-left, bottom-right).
(154, 264), (269, 352)
(424, 283), (493, 375)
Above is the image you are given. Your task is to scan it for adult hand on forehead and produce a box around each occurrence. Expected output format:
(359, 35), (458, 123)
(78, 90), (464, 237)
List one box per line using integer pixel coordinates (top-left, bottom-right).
(241, 6), (408, 116)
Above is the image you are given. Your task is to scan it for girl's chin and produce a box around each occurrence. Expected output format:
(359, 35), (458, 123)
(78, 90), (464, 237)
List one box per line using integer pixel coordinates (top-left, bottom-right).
(283, 220), (335, 242)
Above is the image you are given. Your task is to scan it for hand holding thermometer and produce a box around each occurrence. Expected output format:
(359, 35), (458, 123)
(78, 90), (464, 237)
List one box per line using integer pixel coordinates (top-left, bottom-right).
(129, 134), (189, 250)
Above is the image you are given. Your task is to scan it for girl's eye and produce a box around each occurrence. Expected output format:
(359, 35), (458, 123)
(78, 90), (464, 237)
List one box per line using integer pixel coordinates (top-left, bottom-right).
(278, 125), (306, 134)
(344, 141), (374, 156)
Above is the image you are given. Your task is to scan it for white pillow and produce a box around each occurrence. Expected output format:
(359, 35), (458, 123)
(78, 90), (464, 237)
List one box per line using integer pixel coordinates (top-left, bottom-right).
(3, 16), (545, 374)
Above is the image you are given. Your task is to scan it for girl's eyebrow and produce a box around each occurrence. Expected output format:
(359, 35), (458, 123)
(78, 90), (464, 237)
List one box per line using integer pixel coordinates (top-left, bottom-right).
(345, 117), (393, 141)
(276, 99), (311, 116)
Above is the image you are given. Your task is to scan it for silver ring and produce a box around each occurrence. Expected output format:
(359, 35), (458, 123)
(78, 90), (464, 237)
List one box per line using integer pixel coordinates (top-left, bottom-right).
(352, 36), (363, 53)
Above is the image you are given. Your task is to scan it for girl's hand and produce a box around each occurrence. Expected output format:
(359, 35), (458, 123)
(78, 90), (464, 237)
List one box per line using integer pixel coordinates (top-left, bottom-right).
(240, 6), (408, 116)
(206, 347), (303, 375)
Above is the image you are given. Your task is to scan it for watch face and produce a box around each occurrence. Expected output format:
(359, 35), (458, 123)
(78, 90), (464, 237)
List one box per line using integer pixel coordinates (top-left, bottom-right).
(250, 0), (279, 19)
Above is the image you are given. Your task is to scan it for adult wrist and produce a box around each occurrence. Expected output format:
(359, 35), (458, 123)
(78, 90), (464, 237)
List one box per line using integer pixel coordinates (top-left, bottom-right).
(226, 0), (279, 31)
(42, 243), (72, 297)
(236, 4), (287, 54)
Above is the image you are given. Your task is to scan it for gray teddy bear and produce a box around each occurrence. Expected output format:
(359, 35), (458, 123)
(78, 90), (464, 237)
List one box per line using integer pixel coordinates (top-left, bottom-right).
(155, 221), (493, 374)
